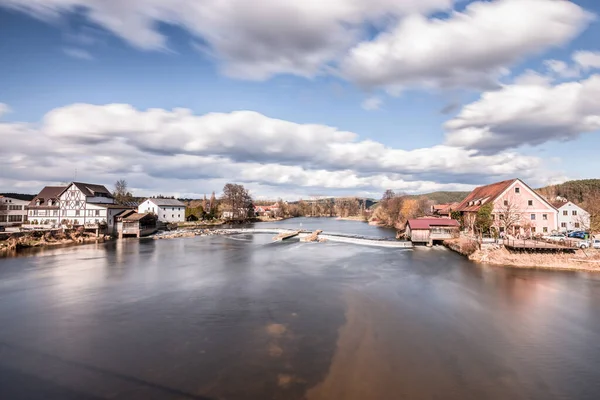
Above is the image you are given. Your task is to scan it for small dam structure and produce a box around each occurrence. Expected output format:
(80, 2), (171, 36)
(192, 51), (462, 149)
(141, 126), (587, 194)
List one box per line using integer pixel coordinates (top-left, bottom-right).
(223, 228), (412, 249)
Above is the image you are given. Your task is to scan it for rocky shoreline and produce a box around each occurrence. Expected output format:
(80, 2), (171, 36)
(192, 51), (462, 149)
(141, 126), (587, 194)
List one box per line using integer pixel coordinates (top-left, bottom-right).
(0, 229), (110, 254)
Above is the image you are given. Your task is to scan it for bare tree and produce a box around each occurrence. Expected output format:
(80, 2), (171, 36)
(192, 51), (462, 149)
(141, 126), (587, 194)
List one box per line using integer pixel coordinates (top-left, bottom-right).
(221, 183), (254, 221)
(497, 196), (522, 236)
(113, 179), (133, 205)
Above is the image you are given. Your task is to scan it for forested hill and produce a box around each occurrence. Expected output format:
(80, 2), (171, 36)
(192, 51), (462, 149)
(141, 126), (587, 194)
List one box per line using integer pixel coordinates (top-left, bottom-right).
(408, 191), (469, 204)
(0, 193), (35, 201)
(537, 179), (600, 204)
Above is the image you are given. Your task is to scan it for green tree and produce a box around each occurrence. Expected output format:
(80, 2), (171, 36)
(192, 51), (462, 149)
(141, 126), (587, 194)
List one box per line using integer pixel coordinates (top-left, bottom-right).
(475, 203), (494, 236)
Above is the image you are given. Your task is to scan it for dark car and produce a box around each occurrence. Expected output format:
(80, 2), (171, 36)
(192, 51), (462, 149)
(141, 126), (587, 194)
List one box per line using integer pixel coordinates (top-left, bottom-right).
(568, 231), (587, 239)
(0, 226), (5, 232)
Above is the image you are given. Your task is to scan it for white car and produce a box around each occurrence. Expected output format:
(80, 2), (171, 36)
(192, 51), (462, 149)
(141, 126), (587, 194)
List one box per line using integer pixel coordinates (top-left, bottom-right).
(578, 239), (600, 249)
(542, 233), (566, 242)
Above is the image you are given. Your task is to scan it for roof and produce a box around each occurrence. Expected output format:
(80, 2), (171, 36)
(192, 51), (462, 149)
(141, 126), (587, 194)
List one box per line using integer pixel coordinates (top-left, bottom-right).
(455, 179), (516, 212)
(407, 218), (460, 230)
(123, 212), (155, 222)
(68, 182), (113, 198)
(145, 198), (186, 207)
(88, 203), (135, 209)
(29, 186), (67, 207)
(551, 200), (568, 209)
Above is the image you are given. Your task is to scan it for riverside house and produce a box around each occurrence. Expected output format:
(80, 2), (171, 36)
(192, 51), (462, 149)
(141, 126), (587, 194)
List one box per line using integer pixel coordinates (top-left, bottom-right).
(0, 196), (29, 227)
(138, 198), (186, 223)
(27, 182), (133, 231)
(552, 199), (590, 232)
(456, 178), (558, 237)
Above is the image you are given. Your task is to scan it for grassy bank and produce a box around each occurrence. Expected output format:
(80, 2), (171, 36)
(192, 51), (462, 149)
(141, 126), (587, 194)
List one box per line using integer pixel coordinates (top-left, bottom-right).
(444, 237), (600, 272)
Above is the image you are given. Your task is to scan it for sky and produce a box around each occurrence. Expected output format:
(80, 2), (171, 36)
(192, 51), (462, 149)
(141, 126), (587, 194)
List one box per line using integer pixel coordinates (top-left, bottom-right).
(1, 0), (600, 200)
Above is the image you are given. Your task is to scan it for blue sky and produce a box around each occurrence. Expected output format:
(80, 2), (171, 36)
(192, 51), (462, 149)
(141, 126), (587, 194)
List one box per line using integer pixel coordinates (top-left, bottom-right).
(1, 0), (599, 199)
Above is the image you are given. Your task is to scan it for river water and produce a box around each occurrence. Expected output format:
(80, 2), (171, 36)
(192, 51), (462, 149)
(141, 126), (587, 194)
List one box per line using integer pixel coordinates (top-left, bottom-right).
(1, 218), (599, 399)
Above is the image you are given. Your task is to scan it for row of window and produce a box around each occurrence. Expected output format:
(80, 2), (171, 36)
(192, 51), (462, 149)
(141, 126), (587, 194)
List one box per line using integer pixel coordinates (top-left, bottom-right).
(0, 205), (24, 210)
(493, 213), (549, 221)
(0, 215), (23, 222)
(29, 210), (103, 217)
(561, 222), (581, 228)
(563, 210), (577, 216)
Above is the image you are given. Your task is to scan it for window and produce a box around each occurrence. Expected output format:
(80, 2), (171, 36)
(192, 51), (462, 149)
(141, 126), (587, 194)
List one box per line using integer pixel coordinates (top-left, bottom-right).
(8, 215), (22, 222)
(0, 216), (6, 222)
(0, 205), (7, 211)
(543, 227), (548, 233)
(53, 210), (58, 216)
(75, 210), (80, 216)
(543, 214), (547, 220)
(500, 215), (505, 220)
(528, 200), (533, 206)
(532, 227), (536, 233)
(531, 214), (536, 220)
(178, 214), (180, 218)
(561, 222), (567, 228)
(172, 214), (174, 218)
(503, 200), (508, 206)
(9, 205), (22, 210)
(515, 187), (520, 194)
(575, 223), (580, 228)
(563, 210), (568, 216)
(95, 210), (100, 216)
(499, 227), (505, 232)
(572, 210), (577, 216)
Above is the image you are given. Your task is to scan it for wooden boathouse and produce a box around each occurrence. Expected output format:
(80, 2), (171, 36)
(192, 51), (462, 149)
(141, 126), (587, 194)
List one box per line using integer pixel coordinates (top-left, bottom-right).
(115, 210), (157, 238)
(405, 218), (460, 246)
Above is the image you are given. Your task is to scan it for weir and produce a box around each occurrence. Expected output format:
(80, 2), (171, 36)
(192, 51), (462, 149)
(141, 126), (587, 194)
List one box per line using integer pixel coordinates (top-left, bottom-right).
(222, 228), (413, 249)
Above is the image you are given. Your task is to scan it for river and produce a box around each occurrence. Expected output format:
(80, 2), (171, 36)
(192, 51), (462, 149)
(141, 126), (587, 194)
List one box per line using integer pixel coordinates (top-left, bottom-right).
(0, 218), (599, 399)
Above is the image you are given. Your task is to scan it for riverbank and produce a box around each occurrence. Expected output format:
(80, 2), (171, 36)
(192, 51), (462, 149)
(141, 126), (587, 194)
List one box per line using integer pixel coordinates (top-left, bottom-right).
(336, 216), (367, 222)
(0, 229), (111, 254)
(444, 237), (600, 272)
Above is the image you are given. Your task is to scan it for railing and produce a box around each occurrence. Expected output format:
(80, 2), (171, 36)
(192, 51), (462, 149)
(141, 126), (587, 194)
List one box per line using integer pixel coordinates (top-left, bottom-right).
(501, 237), (580, 249)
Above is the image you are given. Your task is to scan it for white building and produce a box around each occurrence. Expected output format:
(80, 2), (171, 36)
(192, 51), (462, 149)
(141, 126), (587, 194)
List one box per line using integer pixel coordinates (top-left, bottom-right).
(0, 196), (29, 227)
(27, 182), (133, 230)
(138, 198), (186, 223)
(553, 200), (590, 232)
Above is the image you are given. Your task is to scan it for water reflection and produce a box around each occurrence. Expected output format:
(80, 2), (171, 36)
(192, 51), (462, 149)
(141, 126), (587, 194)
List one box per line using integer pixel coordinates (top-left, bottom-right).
(1, 224), (599, 399)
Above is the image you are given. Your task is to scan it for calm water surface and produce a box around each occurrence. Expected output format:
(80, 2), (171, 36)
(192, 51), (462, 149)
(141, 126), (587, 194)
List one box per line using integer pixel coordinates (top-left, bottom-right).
(1, 218), (599, 399)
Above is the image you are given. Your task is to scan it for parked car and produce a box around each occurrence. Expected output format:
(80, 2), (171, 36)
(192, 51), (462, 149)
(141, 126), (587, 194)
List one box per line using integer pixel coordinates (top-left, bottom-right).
(0, 226), (5, 232)
(578, 239), (600, 249)
(568, 231), (588, 239)
(542, 233), (566, 242)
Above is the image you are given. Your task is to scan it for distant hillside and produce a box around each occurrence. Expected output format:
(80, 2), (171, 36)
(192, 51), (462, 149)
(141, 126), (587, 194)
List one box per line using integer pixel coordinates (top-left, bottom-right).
(409, 191), (469, 204)
(537, 179), (600, 204)
(0, 193), (35, 201)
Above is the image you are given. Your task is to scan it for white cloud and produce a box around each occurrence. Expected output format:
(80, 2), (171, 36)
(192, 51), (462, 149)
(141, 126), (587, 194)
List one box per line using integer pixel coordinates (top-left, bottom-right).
(62, 47), (93, 60)
(0, 0), (454, 80)
(361, 96), (382, 111)
(0, 103), (10, 118)
(573, 51), (600, 71)
(341, 0), (592, 90)
(1, 102), (551, 197)
(445, 74), (600, 153)
(543, 60), (580, 79)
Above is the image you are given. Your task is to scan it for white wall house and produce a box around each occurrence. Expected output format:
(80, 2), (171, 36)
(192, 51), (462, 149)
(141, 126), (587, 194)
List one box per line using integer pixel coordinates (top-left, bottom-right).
(138, 198), (186, 223)
(553, 200), (590, 232)
(28, 182), (132, 229)
(0, 196), (29, 227)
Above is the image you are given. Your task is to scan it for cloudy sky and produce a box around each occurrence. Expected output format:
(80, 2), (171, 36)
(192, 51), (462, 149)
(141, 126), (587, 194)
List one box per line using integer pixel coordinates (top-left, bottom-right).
(1, 0), (599, 200)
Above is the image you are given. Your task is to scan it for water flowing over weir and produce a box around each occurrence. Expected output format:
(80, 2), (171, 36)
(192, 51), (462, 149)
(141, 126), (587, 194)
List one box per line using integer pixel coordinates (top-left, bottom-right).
(220, 228), (413, 248)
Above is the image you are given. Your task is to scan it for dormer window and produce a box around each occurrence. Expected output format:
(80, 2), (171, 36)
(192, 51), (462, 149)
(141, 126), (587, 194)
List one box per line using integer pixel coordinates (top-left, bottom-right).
(48, 200), (53, 206)
(36, 199), (40, 206)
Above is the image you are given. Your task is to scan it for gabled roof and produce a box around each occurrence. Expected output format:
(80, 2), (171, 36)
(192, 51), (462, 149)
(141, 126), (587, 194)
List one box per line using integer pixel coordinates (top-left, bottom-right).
(407, 218), (460, 230)
(29, 186), (67, 207)
(455, 179), (516, 212)
(551, 200), (568, 209)
(145, 198), (186, 207)
(67, 182), (113, 198)
(123, 212), (156, 222)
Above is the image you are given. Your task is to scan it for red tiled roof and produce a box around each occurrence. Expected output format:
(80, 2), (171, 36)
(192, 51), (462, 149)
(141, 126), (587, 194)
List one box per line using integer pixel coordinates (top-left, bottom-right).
(455, 179), (516, 213)
(407, 218), (460, 230)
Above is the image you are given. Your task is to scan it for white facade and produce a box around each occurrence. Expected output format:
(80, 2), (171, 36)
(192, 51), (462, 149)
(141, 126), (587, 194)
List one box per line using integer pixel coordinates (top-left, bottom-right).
(138, 199), (186, 223)
(0, 196), (29, 226)
(556, 201), (590, 232)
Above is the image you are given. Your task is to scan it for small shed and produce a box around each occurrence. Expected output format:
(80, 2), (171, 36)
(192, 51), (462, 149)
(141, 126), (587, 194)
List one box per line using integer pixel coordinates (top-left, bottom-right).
(115, 211), (157, 238)
(405, 218), (460, 245)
